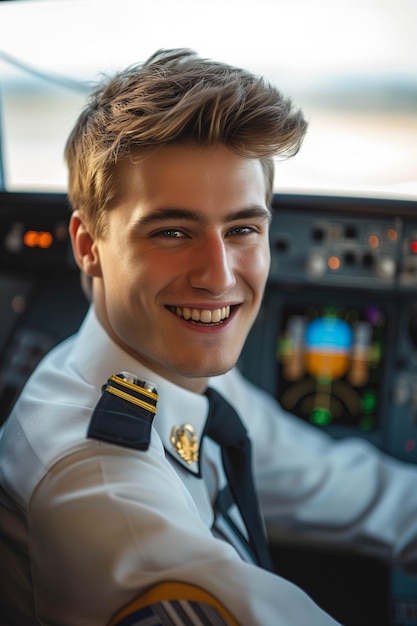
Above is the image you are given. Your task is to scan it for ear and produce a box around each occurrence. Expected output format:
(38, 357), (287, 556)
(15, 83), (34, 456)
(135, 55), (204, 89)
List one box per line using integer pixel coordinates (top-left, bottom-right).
(69, 211), (103, 278)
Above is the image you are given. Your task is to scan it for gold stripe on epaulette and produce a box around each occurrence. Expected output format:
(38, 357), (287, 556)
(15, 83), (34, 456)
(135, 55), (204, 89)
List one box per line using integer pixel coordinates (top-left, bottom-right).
(106, 385), (157, 414)
(110, 375), (158, 401)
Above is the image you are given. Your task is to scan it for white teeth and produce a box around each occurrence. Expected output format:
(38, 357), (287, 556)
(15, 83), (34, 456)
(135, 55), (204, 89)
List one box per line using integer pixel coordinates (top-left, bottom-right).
(211, 308), (221, 323)
(200, 309), (212, 324)
(174, 306), (231, 324)
(178, 307), (191, 320)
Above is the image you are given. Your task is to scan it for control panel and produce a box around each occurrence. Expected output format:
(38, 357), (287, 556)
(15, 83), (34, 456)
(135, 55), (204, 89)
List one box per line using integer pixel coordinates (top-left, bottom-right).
(0, 191), (88, 423)
(240, 193), (417, 465)
(268, 194), (417, 291)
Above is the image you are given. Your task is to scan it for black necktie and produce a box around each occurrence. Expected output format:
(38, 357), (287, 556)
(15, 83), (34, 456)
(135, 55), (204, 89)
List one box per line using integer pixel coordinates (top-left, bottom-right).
(205, 387), (274, 571)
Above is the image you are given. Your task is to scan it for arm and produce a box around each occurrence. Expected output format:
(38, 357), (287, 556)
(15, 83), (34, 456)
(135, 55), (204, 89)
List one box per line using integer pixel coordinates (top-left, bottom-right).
(224, 370), (417, 573)
(29, 440), (340, 625)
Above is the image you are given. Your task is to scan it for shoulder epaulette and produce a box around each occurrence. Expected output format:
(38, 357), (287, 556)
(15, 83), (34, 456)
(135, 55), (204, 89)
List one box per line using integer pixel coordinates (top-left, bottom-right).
(87, 372), (158, 451)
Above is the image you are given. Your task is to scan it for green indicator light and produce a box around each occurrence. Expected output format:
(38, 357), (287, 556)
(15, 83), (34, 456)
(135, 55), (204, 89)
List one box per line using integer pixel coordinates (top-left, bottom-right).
(278, 338), (292, 358)
(310, 407), (332, 426)
(362, 391), (376, 413)
(317, 377), (333, 386)
(369, 344), (381, 362)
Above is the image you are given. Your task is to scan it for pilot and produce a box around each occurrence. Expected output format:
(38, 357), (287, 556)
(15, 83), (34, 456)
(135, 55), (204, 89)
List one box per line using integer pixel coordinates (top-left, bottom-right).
(1, 48), (417, 625)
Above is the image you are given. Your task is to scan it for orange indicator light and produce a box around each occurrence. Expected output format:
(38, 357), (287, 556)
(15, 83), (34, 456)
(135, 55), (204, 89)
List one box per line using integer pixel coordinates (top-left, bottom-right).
(23, 230), (54, 249)
(23, 231), (37, 247)
(38, 232), (53, 248)
(368, 234), (380, 249)
(387, 228), (397, 241)
(328, 256), (341, 270)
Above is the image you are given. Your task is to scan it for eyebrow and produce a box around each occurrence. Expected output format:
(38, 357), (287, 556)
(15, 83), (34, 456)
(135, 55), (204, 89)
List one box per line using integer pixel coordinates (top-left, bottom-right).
(135, 205), (272, 228)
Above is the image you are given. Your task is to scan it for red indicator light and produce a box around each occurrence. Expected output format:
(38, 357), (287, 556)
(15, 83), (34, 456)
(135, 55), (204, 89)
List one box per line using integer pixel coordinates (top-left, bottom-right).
(410, 241), (417, 254)
(23, 230), (53, 249)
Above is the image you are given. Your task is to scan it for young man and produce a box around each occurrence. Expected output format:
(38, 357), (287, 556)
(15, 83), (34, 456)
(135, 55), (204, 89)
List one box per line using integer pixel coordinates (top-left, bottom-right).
(0, 48), (416, 625)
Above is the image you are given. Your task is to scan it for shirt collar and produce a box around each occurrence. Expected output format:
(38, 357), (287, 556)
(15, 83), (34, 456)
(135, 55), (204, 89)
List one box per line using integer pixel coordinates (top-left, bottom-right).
(71, 306), (210, 475)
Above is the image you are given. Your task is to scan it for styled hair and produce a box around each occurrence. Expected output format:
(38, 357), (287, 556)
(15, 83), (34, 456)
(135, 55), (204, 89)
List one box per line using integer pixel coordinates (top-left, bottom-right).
(65, 48), (307, 235)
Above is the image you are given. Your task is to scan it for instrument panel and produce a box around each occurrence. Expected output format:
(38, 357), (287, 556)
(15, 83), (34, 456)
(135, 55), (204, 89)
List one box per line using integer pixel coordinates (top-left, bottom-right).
(241, 193), (417, 466)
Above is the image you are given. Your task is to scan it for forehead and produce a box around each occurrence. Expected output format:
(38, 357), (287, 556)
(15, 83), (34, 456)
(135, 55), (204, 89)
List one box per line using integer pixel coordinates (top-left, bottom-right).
(110, 144), (268, 214)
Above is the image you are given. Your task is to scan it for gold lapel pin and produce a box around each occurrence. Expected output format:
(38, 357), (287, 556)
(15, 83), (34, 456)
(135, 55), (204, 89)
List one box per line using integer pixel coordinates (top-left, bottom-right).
(170, 424), (199, 465)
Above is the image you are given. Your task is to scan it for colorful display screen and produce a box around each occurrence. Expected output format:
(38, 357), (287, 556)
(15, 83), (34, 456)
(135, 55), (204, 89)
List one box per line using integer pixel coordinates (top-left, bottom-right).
(276, 304), (386, 431)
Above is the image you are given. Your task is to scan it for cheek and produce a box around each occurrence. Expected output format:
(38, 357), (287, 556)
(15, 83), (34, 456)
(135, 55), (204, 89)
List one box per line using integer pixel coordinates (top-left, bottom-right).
(241, 244), (270, 286)
(100, 238), (140, 285)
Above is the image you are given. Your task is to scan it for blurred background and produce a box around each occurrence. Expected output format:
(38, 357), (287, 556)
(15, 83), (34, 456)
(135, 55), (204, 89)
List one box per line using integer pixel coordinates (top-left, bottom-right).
(0, 0), (416, 198)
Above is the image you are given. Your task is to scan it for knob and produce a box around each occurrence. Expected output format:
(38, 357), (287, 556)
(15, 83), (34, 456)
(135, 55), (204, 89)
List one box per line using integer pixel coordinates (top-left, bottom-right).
(306, 252), (326, 276)
(377, 256), (396, 279)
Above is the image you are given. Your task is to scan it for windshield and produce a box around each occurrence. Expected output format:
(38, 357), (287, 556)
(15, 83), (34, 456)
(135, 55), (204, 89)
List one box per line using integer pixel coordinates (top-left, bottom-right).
(0, 0), (416, 198)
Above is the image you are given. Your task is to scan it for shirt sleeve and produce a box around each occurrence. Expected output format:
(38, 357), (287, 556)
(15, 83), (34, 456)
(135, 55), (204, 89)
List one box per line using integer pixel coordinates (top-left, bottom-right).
(223, 369), (417, 574)
(28, 438), (341, 626)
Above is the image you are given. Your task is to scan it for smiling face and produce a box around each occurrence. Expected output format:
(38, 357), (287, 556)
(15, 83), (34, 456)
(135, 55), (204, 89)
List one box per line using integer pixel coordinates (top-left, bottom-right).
(70, 144), (271, 392)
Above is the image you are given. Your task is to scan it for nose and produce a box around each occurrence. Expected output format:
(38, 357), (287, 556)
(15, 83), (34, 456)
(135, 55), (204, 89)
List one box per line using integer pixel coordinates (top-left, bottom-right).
(188, 232), (236, 295)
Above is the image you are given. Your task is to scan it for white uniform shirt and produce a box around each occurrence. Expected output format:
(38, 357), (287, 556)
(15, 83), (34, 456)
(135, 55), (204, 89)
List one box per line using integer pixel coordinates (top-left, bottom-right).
(1, 306), (416, 625)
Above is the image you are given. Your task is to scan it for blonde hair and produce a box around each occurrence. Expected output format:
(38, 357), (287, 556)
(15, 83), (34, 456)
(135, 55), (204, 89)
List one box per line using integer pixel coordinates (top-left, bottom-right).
(65, 48), (307, 235)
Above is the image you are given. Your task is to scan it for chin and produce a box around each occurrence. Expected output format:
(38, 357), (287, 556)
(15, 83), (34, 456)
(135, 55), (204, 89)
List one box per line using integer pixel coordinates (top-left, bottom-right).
(180, 358), (238, 380)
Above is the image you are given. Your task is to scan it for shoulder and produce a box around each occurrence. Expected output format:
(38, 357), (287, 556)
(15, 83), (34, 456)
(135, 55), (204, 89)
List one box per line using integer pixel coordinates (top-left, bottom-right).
(0, 336), (98, 507)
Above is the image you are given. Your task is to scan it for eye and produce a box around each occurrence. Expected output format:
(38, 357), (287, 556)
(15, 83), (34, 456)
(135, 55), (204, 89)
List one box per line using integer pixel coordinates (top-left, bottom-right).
(152, 229), (186, 238)
(226, 225), (257, 237)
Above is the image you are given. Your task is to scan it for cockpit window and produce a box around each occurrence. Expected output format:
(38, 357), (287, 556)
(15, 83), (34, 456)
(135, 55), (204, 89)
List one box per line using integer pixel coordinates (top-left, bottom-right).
(0, 0), (416, 198)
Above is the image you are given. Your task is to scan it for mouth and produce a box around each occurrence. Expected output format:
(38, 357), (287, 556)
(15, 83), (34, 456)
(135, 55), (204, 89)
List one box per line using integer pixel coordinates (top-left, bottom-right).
(166, 305), (234, 325)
